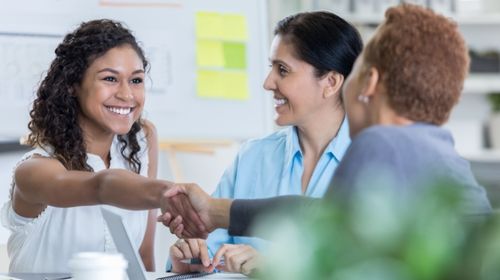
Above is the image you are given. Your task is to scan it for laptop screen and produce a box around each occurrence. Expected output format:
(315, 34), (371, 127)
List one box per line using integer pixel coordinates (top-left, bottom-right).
(101, 208), (148, 280)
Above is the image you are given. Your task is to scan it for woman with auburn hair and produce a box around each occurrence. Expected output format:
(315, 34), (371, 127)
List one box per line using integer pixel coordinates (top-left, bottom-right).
(160, 3), (492, 249)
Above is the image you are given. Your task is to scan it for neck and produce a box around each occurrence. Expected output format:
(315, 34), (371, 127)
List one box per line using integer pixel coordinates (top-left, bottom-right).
(376, 101), (414, 127)
(82, 128), (115, 167)
(296, 107), (345, 158)
(370, 90), (414, 127)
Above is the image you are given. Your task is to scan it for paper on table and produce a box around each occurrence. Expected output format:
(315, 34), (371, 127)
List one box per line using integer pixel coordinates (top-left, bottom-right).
(0, 276), (23, 280)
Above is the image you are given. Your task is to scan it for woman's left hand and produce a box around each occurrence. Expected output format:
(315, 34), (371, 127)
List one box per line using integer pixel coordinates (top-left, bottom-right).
(212, 244), (260, 276)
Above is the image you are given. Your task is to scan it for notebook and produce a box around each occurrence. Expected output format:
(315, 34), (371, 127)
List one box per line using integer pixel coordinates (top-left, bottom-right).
(101, 208), (215, 280)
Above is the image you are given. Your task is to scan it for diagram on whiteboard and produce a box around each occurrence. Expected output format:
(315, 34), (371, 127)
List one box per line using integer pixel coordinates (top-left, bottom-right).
(0, 33), (59, 105)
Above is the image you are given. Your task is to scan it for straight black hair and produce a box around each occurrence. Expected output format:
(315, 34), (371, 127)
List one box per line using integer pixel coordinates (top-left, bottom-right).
(275, 11), (363, 78)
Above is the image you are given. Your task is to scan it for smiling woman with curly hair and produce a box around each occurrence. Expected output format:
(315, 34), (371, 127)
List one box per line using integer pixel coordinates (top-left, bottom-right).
(0, 19), (192, 273)
(28, 19), (147, 173)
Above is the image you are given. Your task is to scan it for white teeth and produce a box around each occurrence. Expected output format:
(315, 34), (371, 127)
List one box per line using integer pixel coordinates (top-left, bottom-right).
(274, 98), (287, 106)
(107, 106), (132, 115)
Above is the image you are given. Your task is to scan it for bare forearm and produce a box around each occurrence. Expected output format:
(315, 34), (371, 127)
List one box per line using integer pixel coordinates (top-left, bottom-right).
(95, 169), (170, 210)
(209, 198), (232, 229)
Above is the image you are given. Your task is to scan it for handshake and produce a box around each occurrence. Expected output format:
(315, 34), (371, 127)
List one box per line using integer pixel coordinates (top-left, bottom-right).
(158, 184), (260, 275)
(158, 183), (232, 239)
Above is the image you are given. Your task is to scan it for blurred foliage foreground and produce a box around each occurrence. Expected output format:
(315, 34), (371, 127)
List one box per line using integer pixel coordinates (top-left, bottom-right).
(256, 184), (500, 280)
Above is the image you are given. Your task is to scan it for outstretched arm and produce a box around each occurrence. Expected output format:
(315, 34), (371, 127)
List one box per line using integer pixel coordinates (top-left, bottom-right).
(13, 157), (174, 217)
(160, 184), (318, 238)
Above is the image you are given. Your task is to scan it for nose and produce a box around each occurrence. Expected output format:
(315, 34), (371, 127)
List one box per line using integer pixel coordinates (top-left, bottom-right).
(116, 80), (134, 101)
(263, 69), (275, 92)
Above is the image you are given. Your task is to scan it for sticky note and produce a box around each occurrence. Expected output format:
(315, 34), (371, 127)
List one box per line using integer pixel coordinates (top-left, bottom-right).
(222, 71), (248, 100)
(197, 70), (248, 100)
(223, 42), (246, 69)
(196, 12), (248, 41)
(196, 40), (224, 67)
(221, 14), (248, 41)
(196, 12), (223, 39)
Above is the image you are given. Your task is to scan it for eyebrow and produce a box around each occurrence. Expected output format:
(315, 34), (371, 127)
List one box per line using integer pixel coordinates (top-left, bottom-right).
(268, 58), (290, 68)
(97, 68), (145, 75)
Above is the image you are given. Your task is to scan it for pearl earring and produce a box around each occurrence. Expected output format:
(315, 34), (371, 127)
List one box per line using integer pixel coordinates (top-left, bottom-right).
(358, 95), (369, 104)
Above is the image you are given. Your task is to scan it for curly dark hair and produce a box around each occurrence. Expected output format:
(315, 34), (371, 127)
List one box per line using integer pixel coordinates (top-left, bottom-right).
(363, 4), (469, 125)
(27, 19), (149, 173)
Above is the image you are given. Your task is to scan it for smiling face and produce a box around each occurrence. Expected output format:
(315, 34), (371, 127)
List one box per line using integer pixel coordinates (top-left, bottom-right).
(75, 44), (145, 138)
(263, 35), (332, 127)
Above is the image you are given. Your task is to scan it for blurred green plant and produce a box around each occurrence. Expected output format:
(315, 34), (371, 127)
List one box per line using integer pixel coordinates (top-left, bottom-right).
(256, 183), (500, 280)
(487, 93), (500, 112)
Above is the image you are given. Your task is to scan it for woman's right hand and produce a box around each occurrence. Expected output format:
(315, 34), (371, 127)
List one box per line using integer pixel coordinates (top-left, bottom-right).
(169, 238), (213, 273)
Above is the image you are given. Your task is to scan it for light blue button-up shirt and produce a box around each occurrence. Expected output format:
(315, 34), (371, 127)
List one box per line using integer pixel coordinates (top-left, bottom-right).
(206, 118), (351, 256)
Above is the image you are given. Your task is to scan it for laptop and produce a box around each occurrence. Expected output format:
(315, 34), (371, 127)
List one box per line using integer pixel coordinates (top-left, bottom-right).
(101, 208), (246, 280)
(101, 208), (151, 280)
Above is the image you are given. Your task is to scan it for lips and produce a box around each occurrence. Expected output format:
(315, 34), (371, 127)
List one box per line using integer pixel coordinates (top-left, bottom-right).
(105, 106), (133, 115)
(274, 97), (288, 107)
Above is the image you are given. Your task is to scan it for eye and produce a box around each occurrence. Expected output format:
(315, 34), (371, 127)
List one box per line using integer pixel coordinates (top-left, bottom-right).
(278, 65), (289, 76)
(103, 76), (117, 82)
(131, 77), (143, 84)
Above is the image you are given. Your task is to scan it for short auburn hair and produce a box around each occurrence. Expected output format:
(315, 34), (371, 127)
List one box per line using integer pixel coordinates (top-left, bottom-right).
(363, 4), (469, 125)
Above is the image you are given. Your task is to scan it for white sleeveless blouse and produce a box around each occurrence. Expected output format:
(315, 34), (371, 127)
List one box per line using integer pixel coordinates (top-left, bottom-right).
(0, 132), (149, 273)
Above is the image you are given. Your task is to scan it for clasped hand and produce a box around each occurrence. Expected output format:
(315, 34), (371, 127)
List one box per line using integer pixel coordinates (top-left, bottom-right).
(158, 183), (214, 239)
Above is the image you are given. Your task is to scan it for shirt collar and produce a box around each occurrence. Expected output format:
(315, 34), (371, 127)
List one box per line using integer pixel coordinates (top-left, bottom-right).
(284, 117), (351, 165)
(327, 117), (351, 162)
(282, 126), (299, 164)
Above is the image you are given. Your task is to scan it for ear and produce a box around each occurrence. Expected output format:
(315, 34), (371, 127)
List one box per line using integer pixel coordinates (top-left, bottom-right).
(323, 72), (344, 98)
(361, 67), (380, 98)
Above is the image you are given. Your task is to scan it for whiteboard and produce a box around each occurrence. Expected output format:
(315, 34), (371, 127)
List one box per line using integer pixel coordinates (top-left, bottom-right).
(0, 0), (273, 141)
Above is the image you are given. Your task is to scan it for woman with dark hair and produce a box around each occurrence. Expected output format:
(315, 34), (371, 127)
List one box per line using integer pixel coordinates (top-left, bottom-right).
(0, 19), (181, 273)
(161, 3), (492, 274)
(167, 11), (363, 275)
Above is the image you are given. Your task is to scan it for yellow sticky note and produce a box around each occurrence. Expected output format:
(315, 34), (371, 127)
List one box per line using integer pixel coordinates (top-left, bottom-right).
(197, 40), (224, 67)
(221, 14), (248, 41)
(197, 70), (248, 100)
(196, 12), (223, 39)
(222, 71), (248, 100)
(197, 70), (222, 98)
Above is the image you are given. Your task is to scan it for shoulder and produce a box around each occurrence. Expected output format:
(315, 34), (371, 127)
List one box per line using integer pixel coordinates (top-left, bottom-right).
(340, 125), (408, 171)
(236, 128), (289, 159)
(241, 128), (289, 150)
(15, 147), (60, 175)
(15, 155), (66, 190)
(350, 125), (399, 151)
(140, 119), (158, 144)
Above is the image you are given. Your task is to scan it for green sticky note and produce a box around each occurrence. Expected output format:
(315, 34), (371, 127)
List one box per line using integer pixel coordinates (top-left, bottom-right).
(223, 42), (246, 69)
(221, 14), (248, 41)
(197, 70), (248, 100)
(196, 12), (223, 39)
(197, 40), (224, 67)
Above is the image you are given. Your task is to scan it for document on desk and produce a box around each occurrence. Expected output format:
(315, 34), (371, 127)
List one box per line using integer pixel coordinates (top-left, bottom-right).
(147, 272), (247, 279)
(0, 276), (23, 280)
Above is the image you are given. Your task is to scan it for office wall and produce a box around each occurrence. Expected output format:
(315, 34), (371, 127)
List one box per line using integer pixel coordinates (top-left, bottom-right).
(0, 0), (273, 140)
(0, 0), (270, 272)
